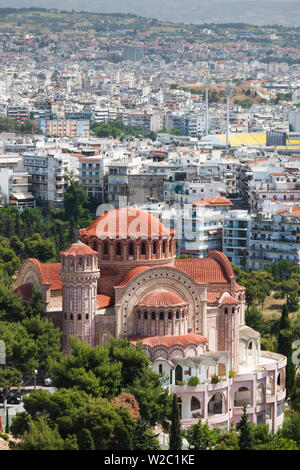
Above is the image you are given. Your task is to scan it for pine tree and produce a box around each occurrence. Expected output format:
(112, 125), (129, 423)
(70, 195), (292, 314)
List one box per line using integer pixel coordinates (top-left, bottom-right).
(277, 304), (295, 396)
(78, 428), (95, 450)
(169, 394), (182, 450)
(237, 404), (254, 450)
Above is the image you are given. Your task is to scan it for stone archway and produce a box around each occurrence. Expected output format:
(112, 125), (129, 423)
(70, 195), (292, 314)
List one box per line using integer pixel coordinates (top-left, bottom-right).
(115, 265), (206, 337)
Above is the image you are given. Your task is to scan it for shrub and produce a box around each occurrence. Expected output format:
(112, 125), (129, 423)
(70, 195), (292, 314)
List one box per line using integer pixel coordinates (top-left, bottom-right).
(211, 375), (220, 384)
(188, 376), (200, 386)
(176, 380), (186, 386)
(229, 370), (235, 379)
(0, 432), (9, 440)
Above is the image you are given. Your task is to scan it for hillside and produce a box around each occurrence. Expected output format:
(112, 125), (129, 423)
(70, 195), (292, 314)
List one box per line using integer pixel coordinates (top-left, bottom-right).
(180, 83), (273, 106)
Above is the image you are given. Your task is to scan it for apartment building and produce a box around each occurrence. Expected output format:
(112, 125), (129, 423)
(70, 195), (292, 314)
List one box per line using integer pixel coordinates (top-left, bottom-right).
(106, 156), (142, 207)
(78, 156), (108, 203)
(39, 119), (90, 138)
(181, 197), (233, 258)
(0, 168), (34, 209)
(22, 151), (78, 209)
(223, 210), (252, 270)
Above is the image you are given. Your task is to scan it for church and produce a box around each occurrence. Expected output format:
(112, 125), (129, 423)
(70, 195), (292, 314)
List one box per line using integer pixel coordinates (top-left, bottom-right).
(15, 207), (286, 432)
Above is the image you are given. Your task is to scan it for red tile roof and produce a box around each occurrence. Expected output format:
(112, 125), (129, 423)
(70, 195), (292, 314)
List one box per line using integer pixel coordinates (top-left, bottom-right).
(174, 257), (230, 284)
(192, 197), (233, 207)
(80, 208), (173, 240)
(219, 293), (240, 306)
(138, 290), (188, 307)
(26, 259), (62, 290)
(118, 266), (151, 287)
(61, 241), (97, 256)
(130, 333), (207, 348)
(97, 294), (113, 309)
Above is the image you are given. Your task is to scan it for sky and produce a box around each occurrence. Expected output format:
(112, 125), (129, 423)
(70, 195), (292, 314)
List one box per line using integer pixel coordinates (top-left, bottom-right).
(0, 0), (299, 25)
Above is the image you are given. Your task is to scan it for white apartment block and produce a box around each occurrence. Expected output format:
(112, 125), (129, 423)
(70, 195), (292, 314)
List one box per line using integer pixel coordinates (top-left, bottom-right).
(0, 168), (34, 209)
(22, 151), (79, 209)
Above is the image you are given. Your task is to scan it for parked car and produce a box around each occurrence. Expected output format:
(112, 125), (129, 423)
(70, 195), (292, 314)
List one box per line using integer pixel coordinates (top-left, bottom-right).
(0, 390), (22, 404)
(44, 377), (52, 386)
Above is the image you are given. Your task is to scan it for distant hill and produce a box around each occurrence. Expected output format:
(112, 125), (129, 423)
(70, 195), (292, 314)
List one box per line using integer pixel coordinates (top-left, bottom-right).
(3, 1), (300, 26)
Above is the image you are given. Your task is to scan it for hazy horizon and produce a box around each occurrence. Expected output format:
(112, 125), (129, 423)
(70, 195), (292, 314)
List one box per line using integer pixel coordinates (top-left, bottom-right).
(0, 0), (299, 26)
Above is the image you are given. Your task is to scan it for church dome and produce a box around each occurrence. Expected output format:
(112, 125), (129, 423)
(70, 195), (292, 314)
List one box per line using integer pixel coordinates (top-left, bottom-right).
(138, 290), (188, 307)
(80, 208), (173, 240)
(61, 241), (97, 257)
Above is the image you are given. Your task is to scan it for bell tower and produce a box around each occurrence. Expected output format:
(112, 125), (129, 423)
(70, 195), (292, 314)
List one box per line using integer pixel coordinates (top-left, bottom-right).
(60, 240), (100, 353)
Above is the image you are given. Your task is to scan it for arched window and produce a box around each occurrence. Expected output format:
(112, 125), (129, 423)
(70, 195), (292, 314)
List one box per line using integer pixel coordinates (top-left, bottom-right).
(141, 242), (146, 256)
(191, 396), (201, 411)
(162, 240), (166, 254)
(78, 257), (83, 269)
(92, 240), (98, 251)
(103, 241), (109, 255)
(153, 241), (157, 255)
(159, 364), (163, 374)
(144, 311), (148, 320)
(151, 311), (156, 320)
(168, 311), (172, 320)
(116, 242), (121, 256)
(137, 311), (141, 319)
(175, 365), (183, 384)
(159, 312), (164, 320)
(176, 311), (179, 319)
(129, 243), (134, 257)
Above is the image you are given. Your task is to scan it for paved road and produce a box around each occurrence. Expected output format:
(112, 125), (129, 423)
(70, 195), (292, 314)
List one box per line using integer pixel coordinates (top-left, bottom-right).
(0, 386), (56, 424)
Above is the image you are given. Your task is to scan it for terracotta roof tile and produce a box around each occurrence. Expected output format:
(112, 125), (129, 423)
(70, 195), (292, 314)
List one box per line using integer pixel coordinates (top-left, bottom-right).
(192, 197), (233, 207)
(174, 256), (229, 284)
(118, 266), (151, 286)
(130, 333), (207, 348)
(97, 294), (113, 309)
(219, 293), (240, 306)
(26, 259), (62, 290)
(61, 241), (97, 256)
(80, 208), (173, 240)
(138, 290), (188, 307)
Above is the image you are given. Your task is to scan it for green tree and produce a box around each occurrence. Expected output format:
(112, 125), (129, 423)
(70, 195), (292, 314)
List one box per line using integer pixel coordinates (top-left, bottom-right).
(77, 428), (95, 450)
(277, 304), (295, 396)
(10, 416), (78, 450)
(169, 394), (182, 450)
(185, 419), (218, 450)
(131, 419), (160, 450)
(237, 404), (254, 450)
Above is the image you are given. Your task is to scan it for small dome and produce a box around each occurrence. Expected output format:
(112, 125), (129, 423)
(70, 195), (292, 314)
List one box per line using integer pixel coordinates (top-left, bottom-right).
(138, 290), (188, 307)
(80, 208), (174, 240)
(61, 241), (97, 257)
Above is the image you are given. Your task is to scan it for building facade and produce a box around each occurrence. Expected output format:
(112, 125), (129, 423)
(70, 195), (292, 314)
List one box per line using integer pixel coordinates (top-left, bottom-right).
(15, 208), (286, 432)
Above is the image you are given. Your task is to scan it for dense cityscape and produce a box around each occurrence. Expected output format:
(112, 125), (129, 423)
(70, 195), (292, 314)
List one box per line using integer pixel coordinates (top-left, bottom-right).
(0, 6), (300, 454)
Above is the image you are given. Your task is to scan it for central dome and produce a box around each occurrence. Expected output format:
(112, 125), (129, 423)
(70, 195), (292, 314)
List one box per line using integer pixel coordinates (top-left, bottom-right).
(80, 208), (173, 240)
(138, 290), (188, 307)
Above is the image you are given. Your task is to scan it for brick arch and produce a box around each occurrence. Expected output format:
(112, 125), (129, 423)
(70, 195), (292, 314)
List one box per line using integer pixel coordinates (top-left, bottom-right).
(117, 265), (206, 337)
(16, 259), (45, 294)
